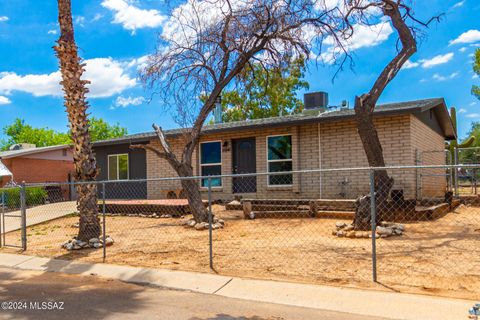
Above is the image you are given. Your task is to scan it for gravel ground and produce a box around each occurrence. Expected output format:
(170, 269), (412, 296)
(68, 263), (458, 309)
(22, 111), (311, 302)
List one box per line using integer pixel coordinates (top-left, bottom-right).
(1, 204), (479, 300)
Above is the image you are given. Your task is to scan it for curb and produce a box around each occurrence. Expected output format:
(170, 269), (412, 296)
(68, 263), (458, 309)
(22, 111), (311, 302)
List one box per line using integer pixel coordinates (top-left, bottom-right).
(0, 253), (474, 320)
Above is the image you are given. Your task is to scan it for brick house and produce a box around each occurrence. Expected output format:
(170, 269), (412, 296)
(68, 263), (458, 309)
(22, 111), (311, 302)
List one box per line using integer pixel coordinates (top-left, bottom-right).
(0, 144), (74, 187)
(92, 97), (455, 200)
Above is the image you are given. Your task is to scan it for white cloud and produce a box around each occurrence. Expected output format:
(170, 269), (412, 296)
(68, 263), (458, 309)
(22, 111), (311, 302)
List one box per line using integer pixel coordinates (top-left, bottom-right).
(451, 1), (465, 9)
(92, 13), (104, 22)
(0, 71), (61, 97)
(419, 53), (454, 68)
(101, 0), (165, 34)
(126, 55), (149, 70)
(459, 47), (467, 53)
(321, 21), (393, 64)
(403, 60), (419, 69)
(432, 72), (459, 81)
(0, 95), (11, 105)
(114, 95), (145, 108)
(47, 29), (58, 35)
(84, 58), (137, 97)
(458, 108), (467, 114)
(0, 57), (136, 99)
(470, 102), (478, 106)
(450, 30), (480, 45)
(0, 16), (8, 22)
(474, 74), (479, 79)
(74, 16), (86, 27)
(466, 113), (480, 119)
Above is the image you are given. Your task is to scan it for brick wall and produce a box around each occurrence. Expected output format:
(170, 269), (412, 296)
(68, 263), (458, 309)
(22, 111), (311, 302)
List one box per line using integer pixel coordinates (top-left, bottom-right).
(145, 113), (445, 200)
(0, 157), (73, 187)
(410, 114), (447, 198)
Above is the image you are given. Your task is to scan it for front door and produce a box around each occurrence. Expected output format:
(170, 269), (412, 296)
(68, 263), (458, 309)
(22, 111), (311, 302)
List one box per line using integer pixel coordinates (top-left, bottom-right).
(232, 138), (257, 193)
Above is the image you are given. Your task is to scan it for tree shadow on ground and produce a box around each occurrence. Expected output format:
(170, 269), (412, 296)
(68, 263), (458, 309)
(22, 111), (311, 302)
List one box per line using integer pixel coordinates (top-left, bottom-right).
(0, 265), (147, 320)
(190, 315), (283, 320)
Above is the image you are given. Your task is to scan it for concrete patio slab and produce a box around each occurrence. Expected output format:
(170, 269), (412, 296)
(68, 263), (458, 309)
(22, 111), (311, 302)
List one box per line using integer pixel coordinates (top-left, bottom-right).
(1, 201), (77, 233)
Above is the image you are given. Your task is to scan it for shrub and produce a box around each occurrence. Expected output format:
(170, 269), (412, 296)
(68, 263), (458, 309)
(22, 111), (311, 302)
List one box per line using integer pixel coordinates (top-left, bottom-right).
(0, 187), (48, 209)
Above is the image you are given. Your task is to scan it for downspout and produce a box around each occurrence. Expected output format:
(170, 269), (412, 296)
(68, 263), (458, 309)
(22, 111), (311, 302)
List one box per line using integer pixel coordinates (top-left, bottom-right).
(318, 122), (322, 198)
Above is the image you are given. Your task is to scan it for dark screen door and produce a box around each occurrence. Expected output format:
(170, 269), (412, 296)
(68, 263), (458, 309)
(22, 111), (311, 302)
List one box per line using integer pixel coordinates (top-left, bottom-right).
(232, 138), (257, 193)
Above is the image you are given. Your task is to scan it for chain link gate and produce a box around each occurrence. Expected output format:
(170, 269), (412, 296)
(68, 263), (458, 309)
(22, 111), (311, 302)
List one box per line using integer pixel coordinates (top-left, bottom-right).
(454, 146), (480, 196)
(0, 184), (27, 250)
(416, 149), (452, 199)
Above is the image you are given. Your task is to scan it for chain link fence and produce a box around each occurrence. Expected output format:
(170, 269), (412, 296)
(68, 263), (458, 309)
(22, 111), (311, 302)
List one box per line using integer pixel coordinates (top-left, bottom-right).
(1, 164), (479, 299)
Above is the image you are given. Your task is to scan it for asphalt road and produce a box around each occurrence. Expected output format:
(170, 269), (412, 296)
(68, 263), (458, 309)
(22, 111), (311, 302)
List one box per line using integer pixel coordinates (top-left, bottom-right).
(0, 267), (390, 320)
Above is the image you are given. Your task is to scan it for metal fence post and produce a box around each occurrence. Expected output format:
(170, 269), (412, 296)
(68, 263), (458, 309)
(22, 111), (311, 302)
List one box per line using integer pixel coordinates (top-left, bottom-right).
(208, 177), (213, 270)
(454, 147), (459, 197)
(370, 170), (377, 282)
(448, 151), (454, 192)
(20, 182), (27, 251)
(102, 182), (106, 262)
(0, 189), (4, 247)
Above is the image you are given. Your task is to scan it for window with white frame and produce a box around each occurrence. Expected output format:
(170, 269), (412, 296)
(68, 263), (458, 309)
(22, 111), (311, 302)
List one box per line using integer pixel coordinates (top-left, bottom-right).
(108, 154), (129, 180)
(267, 135), (292, 185)
(200, 141), (222, 187)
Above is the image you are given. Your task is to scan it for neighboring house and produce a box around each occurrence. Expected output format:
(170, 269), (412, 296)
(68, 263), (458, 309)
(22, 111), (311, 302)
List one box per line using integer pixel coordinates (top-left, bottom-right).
(92, 95), (455, 200)
(0, 144), (74, 187)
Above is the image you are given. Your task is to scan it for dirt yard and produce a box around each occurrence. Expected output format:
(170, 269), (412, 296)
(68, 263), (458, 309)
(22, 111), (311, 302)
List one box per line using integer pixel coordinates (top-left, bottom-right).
(1, 204), (479, 300)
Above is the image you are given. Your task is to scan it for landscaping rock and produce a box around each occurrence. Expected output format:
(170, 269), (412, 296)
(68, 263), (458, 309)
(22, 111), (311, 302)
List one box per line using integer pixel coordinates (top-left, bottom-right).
(376, 226), (393, 236)
(104, 237), (114, 246)
(89, 238), (100, 245)
(346, 231), (356, 238)
(194, 223), (205, 230)
(336, 222), (347, 229)
(333, 220), (404, 239)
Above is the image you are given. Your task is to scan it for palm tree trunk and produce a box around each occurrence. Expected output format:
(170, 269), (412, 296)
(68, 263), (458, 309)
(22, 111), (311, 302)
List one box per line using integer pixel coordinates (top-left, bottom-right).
(55, 0), (100, 241)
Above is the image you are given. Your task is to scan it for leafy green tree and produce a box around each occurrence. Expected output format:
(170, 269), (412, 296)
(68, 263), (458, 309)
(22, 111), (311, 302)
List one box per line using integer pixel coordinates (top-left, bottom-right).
(473, 49), (480, 100)
(1, 119), (70, 150)
(87, 117), (128, 142)
(459, 121), (480, 164)
(218, 58), (309, 122)
(0, 117), (127, 150)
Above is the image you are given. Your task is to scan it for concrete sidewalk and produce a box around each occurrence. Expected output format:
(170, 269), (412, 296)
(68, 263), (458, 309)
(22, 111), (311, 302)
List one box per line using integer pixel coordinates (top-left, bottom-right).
(1, 201), (77, 233)
(0, 253), (474, 320)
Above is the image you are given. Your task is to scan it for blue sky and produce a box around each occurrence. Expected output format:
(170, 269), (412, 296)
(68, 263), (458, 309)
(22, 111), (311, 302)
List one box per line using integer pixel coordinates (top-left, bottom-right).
(0, 0), (478, 141)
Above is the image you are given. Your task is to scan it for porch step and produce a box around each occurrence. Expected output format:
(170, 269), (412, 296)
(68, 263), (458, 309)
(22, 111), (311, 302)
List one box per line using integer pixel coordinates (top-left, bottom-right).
(241, 199), (356, 210)
(250, 210), (312, 219)
(316, 210), (355, 220)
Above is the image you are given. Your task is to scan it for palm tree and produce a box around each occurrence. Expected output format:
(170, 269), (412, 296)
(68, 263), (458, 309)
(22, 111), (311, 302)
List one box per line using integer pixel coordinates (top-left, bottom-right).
(54, 0), (100, 241)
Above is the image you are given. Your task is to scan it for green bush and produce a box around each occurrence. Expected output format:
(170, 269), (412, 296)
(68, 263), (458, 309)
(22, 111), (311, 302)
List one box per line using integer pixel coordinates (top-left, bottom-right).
(0, 187), (47, 209)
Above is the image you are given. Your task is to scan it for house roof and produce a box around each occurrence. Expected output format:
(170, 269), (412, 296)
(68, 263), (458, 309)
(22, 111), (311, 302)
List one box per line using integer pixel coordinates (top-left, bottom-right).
(0, 145), (71, 160)
(93, 98), (456, 147)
